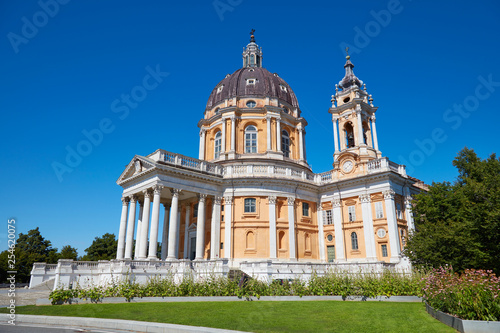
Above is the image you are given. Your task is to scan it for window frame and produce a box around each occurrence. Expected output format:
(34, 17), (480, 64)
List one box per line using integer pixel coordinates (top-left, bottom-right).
(381, 244), (388, 257)
(244, 198), (256, 213)
(302, 202), (309, 217)
(375, 201), (384, 219)
(245, 125), (258, 153)
(348, 206), (356, 222)
(214, 131), (222, 158)
(351, 232), (358, 250)
(281, 129), (290, 157)
(324, 209), (333, 225)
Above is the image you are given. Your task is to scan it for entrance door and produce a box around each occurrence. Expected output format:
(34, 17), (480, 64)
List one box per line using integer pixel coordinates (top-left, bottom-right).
(189, 236), (196, 260)
(327, 245), (335, 262)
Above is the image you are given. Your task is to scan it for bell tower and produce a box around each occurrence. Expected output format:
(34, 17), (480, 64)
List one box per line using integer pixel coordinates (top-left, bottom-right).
(329, 49), (381, 169)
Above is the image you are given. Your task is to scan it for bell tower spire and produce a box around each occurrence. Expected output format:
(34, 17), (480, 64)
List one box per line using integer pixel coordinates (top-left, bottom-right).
(329, 52), (380, 167)
(243, 29), (263, 68)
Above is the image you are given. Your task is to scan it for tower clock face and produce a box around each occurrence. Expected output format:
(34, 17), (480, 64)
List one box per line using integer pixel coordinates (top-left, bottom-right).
(342, 160), (354, 173)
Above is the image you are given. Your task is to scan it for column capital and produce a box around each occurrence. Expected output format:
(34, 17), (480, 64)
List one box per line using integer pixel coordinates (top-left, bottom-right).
(143, 188), (153, 199)
(214, 196), (223, 205)
(170, 188), (181, 197)
(121, 197), (130, 205)
(230, 116), (236, 122)
(370, 115), (376, 122)
(287, 197), (295, 206)
(404, 196), (413, 206)
(200, 128), (206, 136)
(268, 195), (277, 205)
(129, 194), (138, 203)
(383, 189), (396, 200)
(224, 196), (233, 204)
(332, 115), (339, 121)
(359, 194), (371, 203)
(317, 202), (323, 211)
(332, 198), (341, 208)
(198, 193), (208, 202)
(163, 201), (171, 209)
(153, 184), (163, 195)
(265, 115), (273, 121)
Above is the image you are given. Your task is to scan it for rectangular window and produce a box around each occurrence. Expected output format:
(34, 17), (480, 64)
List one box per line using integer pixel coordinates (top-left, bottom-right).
(193, 205), (198, 218)
(375, 201), (384, 219)
(327, 245), (335, 262)
(396, 203), (403, 219)
(302, 202), (309, 217)
(348, 206), (356, 222)
(220, 242), (224, 250)
(221, 215), (224, 222)
(323, 210), (333, 225)
(381, 244), (388, 257)
(221, 204), (224, 211)
(244, 198), (256, 213)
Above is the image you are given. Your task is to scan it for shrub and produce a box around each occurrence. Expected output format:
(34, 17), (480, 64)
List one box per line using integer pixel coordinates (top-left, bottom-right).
(422, 266), (500, 321)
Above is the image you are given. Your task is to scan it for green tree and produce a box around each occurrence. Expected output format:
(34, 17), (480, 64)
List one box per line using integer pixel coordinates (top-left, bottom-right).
(59, 245), (78, 260)
(0, 227), (58, 283)
(404, 148), (500, 273)
(81, 233), (117, 261)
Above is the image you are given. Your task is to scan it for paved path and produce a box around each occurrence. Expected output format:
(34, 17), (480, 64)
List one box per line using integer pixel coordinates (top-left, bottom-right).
(0, 283), (52, 307)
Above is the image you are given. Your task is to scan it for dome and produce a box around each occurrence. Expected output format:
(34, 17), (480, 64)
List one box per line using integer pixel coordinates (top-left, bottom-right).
(205, 67), (300, 111)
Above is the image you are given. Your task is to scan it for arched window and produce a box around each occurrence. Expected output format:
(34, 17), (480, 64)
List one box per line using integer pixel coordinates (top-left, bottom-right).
(281, 130), (290, 157)
(214, 131), (222, 158)
(244, 198), (256, 213)
(351, 232), (358, 250)
(245, 125), (257, 153)
(345, 123), (355, 148)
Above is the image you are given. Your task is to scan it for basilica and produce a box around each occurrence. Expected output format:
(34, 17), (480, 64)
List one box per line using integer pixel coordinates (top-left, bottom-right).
(31, 32), (425, 289)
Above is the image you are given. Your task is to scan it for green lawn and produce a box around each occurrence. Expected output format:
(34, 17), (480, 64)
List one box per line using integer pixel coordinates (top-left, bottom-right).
(1, 301), (455, 332)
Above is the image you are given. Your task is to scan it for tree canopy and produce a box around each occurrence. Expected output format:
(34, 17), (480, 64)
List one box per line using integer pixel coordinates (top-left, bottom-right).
(404, 147), (500, 273)
(81, 233), (117, 261)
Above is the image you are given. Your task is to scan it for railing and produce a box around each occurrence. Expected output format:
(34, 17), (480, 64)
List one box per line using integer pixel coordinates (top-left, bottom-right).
(154, 150), (406, 184)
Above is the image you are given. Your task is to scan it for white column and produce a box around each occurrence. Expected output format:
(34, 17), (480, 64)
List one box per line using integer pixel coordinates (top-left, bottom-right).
(196, 194), (207, 259)
(138, 190), (152, 259)
(230, 116), (236, 151)
(134, 201), (144, 259)
(276, 118), (281, 152)
(317, 203), (326, 261)
(356, 110), (364, 145)
(384, 189), (401, 260)
(266, 116), (272, 151)
(221, 118), (226, 153)
(116, 197), (129, 260)
(148, 185), (163, 259)
(332, 199), (345, 260)
(199, 128), (206, 160)
(224, 196), (233, 259)
(175, 208), (181, 258)
(287, 197), (296, 260)
(268, 196), (277, 259)
(371, 116), (379, 151)
(124, 195), (137, 259)
(183, 205), (191, 258)
(161, 203), (170, 260)
(210, 196), (222, 259)
(298, 124), (304, 161)
(333, 117), (339, 153)
(167, 188), (180, 260)
(405, 196), (415, 232)
(360, 194), (377, 260)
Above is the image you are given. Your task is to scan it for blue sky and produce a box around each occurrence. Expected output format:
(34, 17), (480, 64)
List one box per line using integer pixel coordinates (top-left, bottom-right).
(1, 0), (499, 256)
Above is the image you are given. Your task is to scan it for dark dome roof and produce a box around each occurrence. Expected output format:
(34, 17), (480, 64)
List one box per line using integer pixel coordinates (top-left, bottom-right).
(206, 67), (299, 110)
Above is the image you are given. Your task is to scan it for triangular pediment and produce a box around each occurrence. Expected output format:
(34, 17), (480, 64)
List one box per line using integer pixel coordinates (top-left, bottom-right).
(117, 156), (156, 184)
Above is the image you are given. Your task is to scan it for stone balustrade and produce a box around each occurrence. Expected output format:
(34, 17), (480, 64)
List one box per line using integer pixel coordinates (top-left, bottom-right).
(150, 149), (407, 184)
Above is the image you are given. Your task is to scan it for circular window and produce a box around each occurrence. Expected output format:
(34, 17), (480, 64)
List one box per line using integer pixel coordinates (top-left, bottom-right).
(343, 97), (350, 103)
(246, 100), (256, 108)
(377, 228), (386, 238)
(327, 234), (333, 242)
(283, 107), (289, 114)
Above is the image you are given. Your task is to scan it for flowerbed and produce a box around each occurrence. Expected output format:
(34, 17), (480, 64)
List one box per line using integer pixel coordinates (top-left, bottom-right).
(49, 270), (424, 304)
(422, 266), (500, 321)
